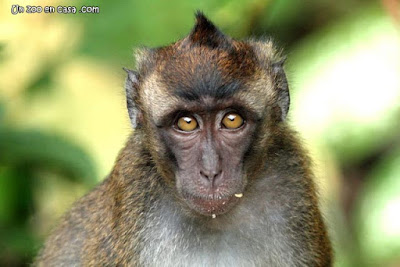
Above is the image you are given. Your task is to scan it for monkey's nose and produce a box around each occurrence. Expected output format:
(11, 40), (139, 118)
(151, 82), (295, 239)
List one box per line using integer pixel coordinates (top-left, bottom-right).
(200, 170), (222, 186)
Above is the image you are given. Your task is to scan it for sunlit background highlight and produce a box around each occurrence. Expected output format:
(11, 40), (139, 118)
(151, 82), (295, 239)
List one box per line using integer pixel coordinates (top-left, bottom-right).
(0, 0), (399, 266)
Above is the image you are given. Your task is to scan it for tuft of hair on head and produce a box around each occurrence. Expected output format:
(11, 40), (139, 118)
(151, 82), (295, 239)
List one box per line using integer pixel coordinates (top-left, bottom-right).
(183, 11), (232, 49)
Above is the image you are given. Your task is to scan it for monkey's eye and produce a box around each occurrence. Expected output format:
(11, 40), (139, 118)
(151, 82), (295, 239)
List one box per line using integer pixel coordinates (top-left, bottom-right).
(177, 116), (198, 132)
(222, 113), (244, 129)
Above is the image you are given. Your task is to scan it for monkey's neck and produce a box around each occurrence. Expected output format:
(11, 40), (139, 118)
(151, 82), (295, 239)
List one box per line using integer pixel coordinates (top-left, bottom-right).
(136, 174), (306, 266)
(110, 131), (317, 266)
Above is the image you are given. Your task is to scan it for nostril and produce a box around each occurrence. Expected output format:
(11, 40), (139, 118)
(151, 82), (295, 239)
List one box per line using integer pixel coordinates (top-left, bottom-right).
(200, 170), (222, 183)
(200, 170), (209, 180)
(213, 170), (222, 180)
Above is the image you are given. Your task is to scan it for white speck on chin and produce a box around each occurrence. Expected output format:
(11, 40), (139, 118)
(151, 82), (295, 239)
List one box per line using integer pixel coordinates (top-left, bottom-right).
(235, 193), (243, 198)
(211, 214), (216, 219)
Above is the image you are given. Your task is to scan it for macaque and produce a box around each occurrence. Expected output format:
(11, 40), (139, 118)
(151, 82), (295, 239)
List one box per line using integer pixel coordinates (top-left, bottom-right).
(36, 12), (332, 266)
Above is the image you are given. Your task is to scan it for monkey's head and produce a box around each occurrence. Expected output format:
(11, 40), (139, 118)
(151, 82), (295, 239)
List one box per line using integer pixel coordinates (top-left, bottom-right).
(124, 12), (289, 217)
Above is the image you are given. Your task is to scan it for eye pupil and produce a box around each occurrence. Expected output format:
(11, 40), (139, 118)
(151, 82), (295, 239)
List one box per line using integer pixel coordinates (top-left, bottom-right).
(177, 116), (198, 131)
(227, 114), (236, 121)
(222, 113), (243, 129)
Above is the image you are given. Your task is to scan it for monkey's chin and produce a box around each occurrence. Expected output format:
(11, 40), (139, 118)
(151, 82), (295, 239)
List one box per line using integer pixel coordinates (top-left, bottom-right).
(183, 193), (240, 217)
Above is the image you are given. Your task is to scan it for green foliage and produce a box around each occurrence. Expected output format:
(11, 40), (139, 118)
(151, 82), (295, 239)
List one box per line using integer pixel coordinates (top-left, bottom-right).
(1, 0), (399, 266)
(0, 100), (96, 266)
(357, 148), (400, 265)
(74, 0), (272, 66)
(0, 129), (97, 183)
(288, 4), (400, 167)
(0, 100), (4, 126)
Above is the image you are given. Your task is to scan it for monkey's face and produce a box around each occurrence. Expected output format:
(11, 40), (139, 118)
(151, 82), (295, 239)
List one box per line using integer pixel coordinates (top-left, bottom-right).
(137, 47), (280, 217)
(157, 98), (258, 216)
(127, 14), (289, 217)
(138, 47), (266, 217)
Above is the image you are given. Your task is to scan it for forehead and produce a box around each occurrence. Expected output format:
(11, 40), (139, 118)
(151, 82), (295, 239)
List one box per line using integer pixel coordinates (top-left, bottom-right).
(141, 73), (273, 125)
(140, 42), (274, 122)
(157, 43), (256, 100)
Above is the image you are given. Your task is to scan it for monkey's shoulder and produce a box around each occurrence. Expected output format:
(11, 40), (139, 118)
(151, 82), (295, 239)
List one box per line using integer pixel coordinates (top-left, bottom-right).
(36, 179), (118, 265)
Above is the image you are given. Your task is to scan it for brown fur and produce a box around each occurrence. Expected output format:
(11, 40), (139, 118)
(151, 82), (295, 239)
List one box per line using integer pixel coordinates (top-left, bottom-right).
(36, 12), (332, 266)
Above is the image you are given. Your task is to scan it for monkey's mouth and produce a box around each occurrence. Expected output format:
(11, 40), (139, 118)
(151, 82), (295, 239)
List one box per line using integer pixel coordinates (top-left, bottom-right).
(182, 193), (240, 216)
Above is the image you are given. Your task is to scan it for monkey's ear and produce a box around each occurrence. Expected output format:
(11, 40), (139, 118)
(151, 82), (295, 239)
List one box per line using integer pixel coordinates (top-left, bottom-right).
(247, 40), (290, 121)
(123, 67), (142, 128)
(271, 58), (290, 121)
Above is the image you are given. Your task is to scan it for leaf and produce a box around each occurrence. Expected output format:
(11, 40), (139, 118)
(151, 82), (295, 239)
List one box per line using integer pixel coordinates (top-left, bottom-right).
(0, 129), (97, 185)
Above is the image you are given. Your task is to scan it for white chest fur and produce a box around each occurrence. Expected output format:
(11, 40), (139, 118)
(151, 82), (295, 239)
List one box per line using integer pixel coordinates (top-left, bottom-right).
(137, 187), (306, 267)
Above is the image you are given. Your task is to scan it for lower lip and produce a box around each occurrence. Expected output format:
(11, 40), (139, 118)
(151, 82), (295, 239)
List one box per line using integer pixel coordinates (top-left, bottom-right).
(186, 194), (240, 216)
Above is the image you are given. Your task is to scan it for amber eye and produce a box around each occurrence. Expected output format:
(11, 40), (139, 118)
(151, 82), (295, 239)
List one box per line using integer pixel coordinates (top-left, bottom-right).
(177, 116), (198, 131)
(222, 113), (244, 129)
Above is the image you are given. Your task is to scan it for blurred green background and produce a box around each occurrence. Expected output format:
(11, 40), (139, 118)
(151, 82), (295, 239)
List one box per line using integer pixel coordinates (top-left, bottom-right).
(1, 0), (399, 266)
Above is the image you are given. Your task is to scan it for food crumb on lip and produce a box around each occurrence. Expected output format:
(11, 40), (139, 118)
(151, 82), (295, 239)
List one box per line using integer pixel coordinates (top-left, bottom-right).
(234, 193), (243, 198)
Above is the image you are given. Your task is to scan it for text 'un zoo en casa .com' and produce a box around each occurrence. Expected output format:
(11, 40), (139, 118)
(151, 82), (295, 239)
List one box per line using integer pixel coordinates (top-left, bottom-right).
(11, 4), (100, 15)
